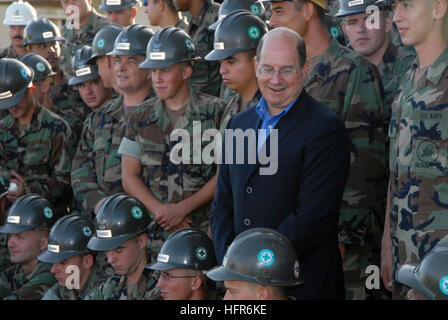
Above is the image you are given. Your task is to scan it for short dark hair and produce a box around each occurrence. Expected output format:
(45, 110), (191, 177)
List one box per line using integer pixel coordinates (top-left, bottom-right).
(153, 0), (176, 12)
(256, 32), (307, 68)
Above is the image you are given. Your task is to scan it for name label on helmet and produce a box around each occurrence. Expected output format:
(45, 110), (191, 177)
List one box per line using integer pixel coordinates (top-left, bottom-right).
(150, 52), (166, 60)
(42, 31), (54, 39)
(157, 253), (169, 263)
(106, 0), (122, 5)
(0, 91), (13, 100)
(7, 216), (20, 224)
(12, 15), (24, 22)
(214, 42), (225, 50)
(76, 67), (92, 77)
(116, 42), (130, 51)
(48, 244), (60, 253)
(348, 0), (364, 6)
(97, 229), (112, 238)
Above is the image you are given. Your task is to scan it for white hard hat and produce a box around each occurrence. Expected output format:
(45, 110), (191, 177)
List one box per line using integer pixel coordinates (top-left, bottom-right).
(3, 0), (37, 26)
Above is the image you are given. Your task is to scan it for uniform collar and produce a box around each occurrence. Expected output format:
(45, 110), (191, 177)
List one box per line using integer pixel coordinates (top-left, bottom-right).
(424, 44), (448, 85)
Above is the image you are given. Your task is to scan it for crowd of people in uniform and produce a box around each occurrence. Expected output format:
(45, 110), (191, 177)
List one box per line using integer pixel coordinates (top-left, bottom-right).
(0, 0), (446, 301)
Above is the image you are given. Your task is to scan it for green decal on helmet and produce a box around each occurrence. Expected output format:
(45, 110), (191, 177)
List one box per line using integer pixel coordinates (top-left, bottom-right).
(248, 26), (261, 40)
(250, 4), (260, 15)
(185, 39), (194, 50)
(43, 207), (53, 219)
(131, 206), (143, 219)
(196, 247), (208, 261)
(258, 249), (275, 267)
(82, 226), (93, 237)
(330, 26), (341, 39)
(97, 38), (106, 50)
(36, 62), (45, 72)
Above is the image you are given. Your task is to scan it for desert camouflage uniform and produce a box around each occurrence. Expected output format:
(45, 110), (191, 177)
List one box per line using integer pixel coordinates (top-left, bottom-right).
(60, 9), (109, 77)
(85, 268), (160, 300)
(41, 263), (106, 300)
(0, 262), (56, 300)
(187, 0), (222, 97)
(119, 88), (224, 259)
(304, 38), (386, 299)
(388, 45), (448, 299)
(0, 103), (74, 215)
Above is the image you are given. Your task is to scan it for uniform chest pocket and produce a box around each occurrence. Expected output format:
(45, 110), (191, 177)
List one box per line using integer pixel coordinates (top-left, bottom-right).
(23, 143), (50, 166)
(410, 118), (448, 177)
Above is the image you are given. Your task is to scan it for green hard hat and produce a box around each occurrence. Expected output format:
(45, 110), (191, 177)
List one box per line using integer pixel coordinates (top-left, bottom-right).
(0, 58), (34, 110)
(88, 24), (124, 64)
(69, 46), (101, 86)
(18, 53), (56, 82)
(336, 0), (392, 17)
(23, 17), (64, 46)
(0, 194), (57, 234)
(209, 0), (267, 30)
(146, 228), (217, 271)
(107, 24), (154, 57)
(87, 193), (152, 251)
(139, 26), (199, 69)
(99, 0), (140, 11)
(205, 10), (268, 61)
(396, 241), (448, 300)
(207, 228), (303, 287)
(38, 215), (95, 263)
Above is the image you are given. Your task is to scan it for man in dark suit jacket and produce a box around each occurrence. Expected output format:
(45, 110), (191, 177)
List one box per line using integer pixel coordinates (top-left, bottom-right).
(209, 27), (351, 300)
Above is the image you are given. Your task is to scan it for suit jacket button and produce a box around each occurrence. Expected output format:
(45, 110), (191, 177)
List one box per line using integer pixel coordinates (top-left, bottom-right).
(244, 218), (251, 226)
(246, 186), (253, 194)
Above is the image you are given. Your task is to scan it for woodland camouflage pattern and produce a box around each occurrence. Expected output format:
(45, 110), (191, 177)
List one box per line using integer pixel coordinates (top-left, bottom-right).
(121, 89), (224, 257)
(0, 262), (56, 300)
(388, 45), (448, 298)
(220, 89), (262, 132)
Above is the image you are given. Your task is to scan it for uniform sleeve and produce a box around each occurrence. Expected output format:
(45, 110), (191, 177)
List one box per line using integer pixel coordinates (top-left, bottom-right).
(3, 269), (55, 300)
(71, 112), (108, 214)
(338, 60), (387, 246)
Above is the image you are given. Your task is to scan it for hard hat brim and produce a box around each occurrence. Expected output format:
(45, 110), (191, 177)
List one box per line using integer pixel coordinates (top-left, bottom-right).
(206, 265), (255, 283)
(138, 59), (176, 69)
(0, 86), (29, 111)
(396, 262), (436, 300)
(0, 222), (34, 234)
(106, 49), (145, 57)
(24, 37), (65, 46)
(87, 233), (134, 251)
(208, 21), (220, 31)
(34, 71), (57, 82)
(205, 48), (242, 61)
(68, 72), (101, 86)
(145, 260), (191, 271)
(38, 249), (89, 263)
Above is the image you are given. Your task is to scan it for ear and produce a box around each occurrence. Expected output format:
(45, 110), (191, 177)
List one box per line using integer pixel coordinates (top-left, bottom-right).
(82, 254), (95, 269)
(182, 64), (193, 80)
(303, 1), (314, 22)
(158, 0), (165, 11)
(257, 285), (270, 300)
(433, 0), (448, 20)
(42, 79), (51, 94)
(384, 15), (393, 33)
(138, 233), (148, 250)
(190, 275), (203, 291)
(132, 7), (138, 19)
(146, 69), (152, 80)
(40, 235), (48, 252)
(107, 56), (114, 69)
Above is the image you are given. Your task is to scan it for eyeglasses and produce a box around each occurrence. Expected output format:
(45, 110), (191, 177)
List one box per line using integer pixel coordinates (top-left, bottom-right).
(258, 65), (300, 80)
(156, 271), (198, 282)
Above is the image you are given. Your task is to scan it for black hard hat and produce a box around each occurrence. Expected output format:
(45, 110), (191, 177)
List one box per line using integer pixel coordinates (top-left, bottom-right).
(99, 0), (140, 11)
(18, 53), (57, 82)
(139, 26), (200, 69)
(23, 17), (64, 46)
(146, 228), (217, 271)
(0, 194), (57, 234)
(107, 24), (154, 57)
(38, 215), (95, 263)
(0, 58), (34, 110)
(87, 193), (152, 251)
(205, 10), (268, 61)
(396, 241), (448, 300)
(69, 46), (101, 86)
(336, 0), (392, 17)
(207, 228), (303, 287)
(209, 0), (267, 30)
(88, 24), (124, 64)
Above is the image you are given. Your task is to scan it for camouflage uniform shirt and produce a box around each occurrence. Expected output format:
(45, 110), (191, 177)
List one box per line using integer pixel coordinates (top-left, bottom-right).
(0, 262), (56, 300)
(304, 38), (386, 246)
(119, 88), (224, 255)
(0, 104), (74, 213)
(220, 89), (262, 131)
(0, 44), (19, 59)
(41, 263), (106, 300)
(71, 93), (154, 215)
(187, 0), (222, 97)
(60, 9), (109, 77)
(388, 45), (448, 281)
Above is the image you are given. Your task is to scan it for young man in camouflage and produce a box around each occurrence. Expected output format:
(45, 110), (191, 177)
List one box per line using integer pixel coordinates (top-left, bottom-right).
(0, 194), (57, 300)
(381, 0), (448, 300)
(0, 58), (74, 215)
(145, 0), (188, 30)
(173, 0), (222, 97)
(71, 24), (154, 218)
(268, 0), (386, 300)
(0, 0), (37, 59)
(99, 0), (139, 27)
(38, 215), (106, 300)
(119, 27), (224, 258)
(24, 17), (91, 126)
(337, 0), (415, 299)
(85, 194), (160, 300)
(59, 0), (109, 77)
